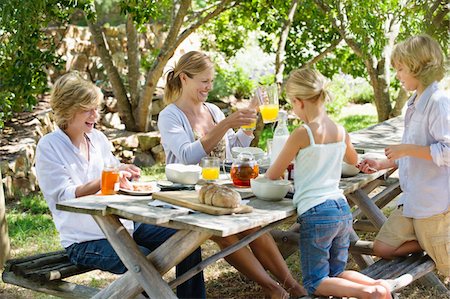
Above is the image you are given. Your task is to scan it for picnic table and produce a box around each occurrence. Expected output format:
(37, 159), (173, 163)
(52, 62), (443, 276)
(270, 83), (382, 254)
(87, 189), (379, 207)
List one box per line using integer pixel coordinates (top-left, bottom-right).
(55, 191), (296, 298)
(3, 116), (448, 297)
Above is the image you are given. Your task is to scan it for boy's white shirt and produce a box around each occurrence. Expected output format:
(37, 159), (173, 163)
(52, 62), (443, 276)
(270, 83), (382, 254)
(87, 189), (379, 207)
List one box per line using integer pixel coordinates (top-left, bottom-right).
(397, 82), (450, 218)
(35, 128), (134, 248)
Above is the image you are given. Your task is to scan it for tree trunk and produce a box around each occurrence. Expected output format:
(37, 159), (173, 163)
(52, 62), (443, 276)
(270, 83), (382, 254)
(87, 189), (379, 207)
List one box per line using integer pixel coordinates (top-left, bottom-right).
(390, 87), (409, 117)
(136, 0), (192, 132)
(87, 19), (137, 131)
(366, 63), (392, 122)
(275, 0), (299, 86)
(126, 14), (141, 116)
(0, 171), (11, 268)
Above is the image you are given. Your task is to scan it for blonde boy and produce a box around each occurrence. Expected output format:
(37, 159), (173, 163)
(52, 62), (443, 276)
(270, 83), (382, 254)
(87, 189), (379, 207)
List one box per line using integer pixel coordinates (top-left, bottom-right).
(358, 34), (450, 277)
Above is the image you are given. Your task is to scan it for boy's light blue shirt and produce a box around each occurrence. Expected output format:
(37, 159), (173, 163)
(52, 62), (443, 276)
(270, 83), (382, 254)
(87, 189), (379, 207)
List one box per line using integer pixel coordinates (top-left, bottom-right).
(398, 81), (450, 218)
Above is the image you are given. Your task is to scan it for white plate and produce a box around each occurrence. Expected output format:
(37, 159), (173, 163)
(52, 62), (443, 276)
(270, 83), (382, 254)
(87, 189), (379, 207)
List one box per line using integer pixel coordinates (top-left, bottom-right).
(120, 182), (160, 196)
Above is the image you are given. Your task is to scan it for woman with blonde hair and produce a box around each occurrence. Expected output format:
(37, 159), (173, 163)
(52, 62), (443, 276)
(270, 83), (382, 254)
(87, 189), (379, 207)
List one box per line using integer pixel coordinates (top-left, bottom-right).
(36, 72), (205, 298)
(158, 51), (306, 299)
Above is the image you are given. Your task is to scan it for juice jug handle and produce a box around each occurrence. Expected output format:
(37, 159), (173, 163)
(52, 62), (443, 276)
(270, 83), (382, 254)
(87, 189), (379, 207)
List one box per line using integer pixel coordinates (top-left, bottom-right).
(222, 158), (233, 180)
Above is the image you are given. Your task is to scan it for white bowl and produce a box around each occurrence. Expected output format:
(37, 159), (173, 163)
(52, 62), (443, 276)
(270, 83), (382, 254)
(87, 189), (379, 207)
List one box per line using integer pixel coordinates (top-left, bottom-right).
(250, 177), (291, 201)
(231, 147), (265, 161)
(165, 164), (201, 185)
(342, 162), (360, 177)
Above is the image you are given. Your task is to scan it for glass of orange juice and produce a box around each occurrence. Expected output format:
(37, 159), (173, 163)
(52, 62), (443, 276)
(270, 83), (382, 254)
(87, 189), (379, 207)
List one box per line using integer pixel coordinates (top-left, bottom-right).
(201, 157), (220, 181)
(241, 119), (257, 131)
(257, 85), (279, 123)
(101, 162), (120, 195)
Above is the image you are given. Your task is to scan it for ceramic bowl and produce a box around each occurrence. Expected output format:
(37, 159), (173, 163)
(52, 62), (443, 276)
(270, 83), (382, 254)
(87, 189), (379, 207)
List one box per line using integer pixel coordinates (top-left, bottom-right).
(342, 162), (360, 177)
(165, 164), (201, 185)
(250, 177), (291, 201)
(231, 147), (265, 161)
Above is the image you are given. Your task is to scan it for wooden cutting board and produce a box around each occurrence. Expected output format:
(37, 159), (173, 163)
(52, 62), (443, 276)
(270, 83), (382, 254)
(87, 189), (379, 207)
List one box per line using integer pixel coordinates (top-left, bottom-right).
(152, 191), (253, 215)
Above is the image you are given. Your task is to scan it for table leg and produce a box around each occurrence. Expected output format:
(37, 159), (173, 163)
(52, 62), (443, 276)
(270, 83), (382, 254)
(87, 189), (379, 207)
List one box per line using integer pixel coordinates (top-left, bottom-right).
(348, 187), (449, 294)
(92, 217), (210, 299)
(92, 215), (176, 299)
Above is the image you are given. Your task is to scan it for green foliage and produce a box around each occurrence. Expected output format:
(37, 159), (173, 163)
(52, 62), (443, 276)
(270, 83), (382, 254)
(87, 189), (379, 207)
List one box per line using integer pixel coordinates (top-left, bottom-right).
(326, 75), (352, 116)
(19, 194), (51, 214)
(141, 164), (166, 181)
(347, 80), (374, 104)
(208, 65), (255, 101)
(0, 0), (70, 129)
(337, 114), (377, 133)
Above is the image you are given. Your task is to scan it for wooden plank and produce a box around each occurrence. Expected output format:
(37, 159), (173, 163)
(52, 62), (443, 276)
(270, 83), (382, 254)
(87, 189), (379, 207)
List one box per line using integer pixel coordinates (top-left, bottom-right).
(350, 116), (404, 153)
(56, 194), (152, 215)
(0, 170), (10, 267)
(169, 218), (287, 289)
(347, 189), (387, 229)
(106, 199), (188, 225)
(93, 215), (177, 299)
(340, 170), (389, 195)
(11, 253), (68, 275)
(164, 198), (296, 237)
(2, 271), (99, 299)
(349, 240), (375, 256)
(93, 230), (211, 299)
(152, 191), (253, 215)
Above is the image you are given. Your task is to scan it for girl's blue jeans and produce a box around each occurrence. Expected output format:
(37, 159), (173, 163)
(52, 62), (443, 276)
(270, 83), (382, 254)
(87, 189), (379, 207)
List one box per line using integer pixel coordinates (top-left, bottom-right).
(66, 222), (205, 299)
(298, 198), (353, 295)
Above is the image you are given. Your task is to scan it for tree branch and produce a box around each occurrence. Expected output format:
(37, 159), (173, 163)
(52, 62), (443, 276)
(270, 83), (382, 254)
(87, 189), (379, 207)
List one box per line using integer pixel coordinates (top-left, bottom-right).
(137, 0), (192, 131)
(176, 0), (241, 53)
(313, 0), (365, 58)
(275, 0), (299, 85)
(86, 17), (136, 130)
(126, 14), (140, 113)
(304, 36), (343, 67)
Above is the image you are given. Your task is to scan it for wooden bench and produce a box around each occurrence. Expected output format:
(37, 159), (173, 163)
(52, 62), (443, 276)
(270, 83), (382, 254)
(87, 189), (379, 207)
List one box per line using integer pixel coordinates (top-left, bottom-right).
(2, 250), (99, 299)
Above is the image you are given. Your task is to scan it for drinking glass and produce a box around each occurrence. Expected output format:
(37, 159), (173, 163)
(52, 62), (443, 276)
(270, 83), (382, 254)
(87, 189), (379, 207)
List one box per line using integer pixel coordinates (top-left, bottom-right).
(200, 157), (220, 181)
(240, 119), (257, 131)
(101, 161), (120, 195)
(257, 84), (279, 123)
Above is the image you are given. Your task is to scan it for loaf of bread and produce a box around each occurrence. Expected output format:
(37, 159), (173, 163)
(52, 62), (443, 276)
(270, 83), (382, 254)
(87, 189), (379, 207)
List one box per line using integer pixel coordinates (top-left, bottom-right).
(198, 183), (241, 208)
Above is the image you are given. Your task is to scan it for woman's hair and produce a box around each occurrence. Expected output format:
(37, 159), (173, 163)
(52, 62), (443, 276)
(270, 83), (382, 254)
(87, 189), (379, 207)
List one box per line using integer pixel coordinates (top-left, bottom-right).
(391, 34), (445, 87)
(50, 72), (102, 130)
(164, 51), (214, 104)
(285, 67), (332, 103)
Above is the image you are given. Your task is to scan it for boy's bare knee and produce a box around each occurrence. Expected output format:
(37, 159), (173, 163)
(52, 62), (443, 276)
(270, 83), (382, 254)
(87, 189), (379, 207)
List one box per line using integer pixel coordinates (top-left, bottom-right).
(373, 241), (395, 259)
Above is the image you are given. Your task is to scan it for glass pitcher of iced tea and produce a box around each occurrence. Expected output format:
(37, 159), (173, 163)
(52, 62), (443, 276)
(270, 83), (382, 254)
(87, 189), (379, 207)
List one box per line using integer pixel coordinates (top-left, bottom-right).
(230, 153), (259, 187)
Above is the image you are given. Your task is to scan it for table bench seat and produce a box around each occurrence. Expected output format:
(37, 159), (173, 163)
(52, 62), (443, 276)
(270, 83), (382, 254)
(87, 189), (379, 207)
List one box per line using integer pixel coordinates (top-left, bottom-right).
(2, 250), (99, 299)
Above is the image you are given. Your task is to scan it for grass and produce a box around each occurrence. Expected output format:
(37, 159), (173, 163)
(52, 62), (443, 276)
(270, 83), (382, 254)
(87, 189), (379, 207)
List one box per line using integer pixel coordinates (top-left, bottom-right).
(258, 113), (378, 150)
(2, 113), (448, 298)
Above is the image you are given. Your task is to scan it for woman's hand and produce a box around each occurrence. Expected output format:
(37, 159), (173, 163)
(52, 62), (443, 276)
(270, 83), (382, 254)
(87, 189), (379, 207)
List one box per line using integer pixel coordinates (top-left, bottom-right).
(225, 108), (257, 129)
(357, 159), (380, 174)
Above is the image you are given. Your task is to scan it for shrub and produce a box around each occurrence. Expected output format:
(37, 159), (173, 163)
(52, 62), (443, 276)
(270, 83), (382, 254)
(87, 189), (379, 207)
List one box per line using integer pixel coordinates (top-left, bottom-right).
(208, 65), (255, 101)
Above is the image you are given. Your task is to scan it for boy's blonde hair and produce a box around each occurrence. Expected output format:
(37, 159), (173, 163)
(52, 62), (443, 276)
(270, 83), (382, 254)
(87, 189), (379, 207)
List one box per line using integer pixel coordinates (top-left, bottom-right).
(285, 67), (332, 103)
(50, 72), (102, 130)
(391, 34), (445, 87)
(164, 51), (214, 104)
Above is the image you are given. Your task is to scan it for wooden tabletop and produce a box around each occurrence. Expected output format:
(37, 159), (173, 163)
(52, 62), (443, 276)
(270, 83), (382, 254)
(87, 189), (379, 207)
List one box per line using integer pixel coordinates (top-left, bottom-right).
(57, 117), (404, 237)
(350, 116), (403, 153)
